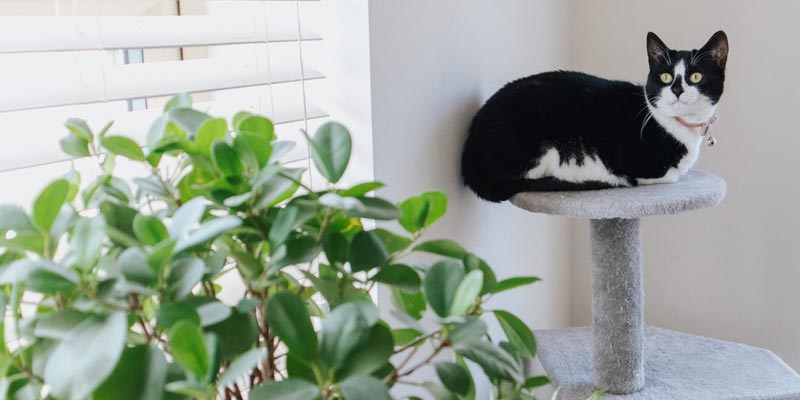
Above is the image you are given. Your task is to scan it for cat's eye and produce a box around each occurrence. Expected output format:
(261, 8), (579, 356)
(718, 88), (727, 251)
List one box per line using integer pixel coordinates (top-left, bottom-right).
(689, 72), (703, 83)
(659, 73), (673, 84)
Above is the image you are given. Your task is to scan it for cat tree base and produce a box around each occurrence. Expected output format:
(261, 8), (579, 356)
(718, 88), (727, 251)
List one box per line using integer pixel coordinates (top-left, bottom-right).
(510, 170), (800, 398)
(536, 326), (800, 400)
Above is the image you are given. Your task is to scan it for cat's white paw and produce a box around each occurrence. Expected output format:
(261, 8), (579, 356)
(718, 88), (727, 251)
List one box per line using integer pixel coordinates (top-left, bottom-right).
(636, 168), (682, 185)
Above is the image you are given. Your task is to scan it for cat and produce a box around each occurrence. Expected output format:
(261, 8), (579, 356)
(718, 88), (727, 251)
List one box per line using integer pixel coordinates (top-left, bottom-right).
(461, 31), (728, 202)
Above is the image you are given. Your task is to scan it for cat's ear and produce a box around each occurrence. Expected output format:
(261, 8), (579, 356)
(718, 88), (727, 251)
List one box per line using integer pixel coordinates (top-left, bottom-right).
(699, 30), (729, 69)
(646, 32), (670, 68)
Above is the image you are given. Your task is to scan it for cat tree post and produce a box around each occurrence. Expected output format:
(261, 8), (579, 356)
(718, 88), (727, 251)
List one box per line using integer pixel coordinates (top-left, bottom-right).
(590, 218), (644, 393)
(510, 170), (800, 399)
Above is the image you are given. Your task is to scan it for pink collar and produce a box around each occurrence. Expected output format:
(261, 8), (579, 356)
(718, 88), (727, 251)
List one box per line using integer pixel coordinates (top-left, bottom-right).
(674, 114), (717, 136)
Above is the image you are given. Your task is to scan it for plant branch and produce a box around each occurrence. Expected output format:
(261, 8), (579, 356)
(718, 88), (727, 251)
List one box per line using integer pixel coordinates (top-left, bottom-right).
(394, 331), (438, 354)
(391, 340), (449, 382)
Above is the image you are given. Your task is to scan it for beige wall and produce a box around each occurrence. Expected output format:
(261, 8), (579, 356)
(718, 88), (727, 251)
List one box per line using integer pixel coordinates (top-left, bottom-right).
(568, 0), (800, 369)
(368, 0), (573, 396)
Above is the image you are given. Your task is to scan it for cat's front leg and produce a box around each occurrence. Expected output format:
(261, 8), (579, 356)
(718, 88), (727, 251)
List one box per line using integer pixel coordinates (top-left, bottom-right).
(636, 168), (681, 185)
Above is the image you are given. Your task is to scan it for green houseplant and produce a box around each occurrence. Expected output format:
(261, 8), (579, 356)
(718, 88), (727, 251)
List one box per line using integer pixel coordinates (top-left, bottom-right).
(0, 94), (559, 400)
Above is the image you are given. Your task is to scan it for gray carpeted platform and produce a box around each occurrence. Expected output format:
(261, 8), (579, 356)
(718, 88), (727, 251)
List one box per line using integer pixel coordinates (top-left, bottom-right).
(510, 170), (726, 219)
(536, 326), (800, 400)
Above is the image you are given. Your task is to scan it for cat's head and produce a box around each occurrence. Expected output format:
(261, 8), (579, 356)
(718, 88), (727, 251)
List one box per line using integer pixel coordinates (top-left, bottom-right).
(645, 31), (728, 123)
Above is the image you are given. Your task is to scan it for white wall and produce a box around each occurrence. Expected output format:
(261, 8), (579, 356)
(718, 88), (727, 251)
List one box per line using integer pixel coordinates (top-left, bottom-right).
(367, 0), (573, 396)
(567, 0), (800, 370)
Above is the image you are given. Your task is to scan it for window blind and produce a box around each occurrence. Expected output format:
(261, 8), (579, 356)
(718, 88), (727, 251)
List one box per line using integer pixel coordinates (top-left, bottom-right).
(0, 0), (328, 204)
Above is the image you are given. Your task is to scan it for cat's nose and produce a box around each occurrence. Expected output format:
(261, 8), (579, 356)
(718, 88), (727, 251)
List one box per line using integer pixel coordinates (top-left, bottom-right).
(670, 76), (684, 98)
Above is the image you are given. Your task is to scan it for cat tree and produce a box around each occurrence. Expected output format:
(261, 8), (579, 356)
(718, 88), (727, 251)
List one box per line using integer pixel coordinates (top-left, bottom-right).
(511, 170), (800, 399)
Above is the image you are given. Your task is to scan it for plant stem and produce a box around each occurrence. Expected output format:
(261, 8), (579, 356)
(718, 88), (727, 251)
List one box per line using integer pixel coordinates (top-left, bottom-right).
(278, 171), (314, 194)
(394, 331), (438, 354)
(316, 208), (334, 244)
(392, 340), (449, 382)
(150, 166), (182, 206)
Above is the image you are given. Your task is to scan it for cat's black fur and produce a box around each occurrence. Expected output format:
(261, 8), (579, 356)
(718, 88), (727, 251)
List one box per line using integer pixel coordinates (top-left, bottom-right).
(461, 31), (728, 202)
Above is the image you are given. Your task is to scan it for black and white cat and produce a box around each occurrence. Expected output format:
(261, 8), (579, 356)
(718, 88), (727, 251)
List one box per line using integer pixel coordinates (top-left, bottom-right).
(461, 31), (729, 202)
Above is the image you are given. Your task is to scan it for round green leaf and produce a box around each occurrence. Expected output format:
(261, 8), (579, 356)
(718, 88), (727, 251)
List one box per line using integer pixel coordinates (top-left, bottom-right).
(101, 135), (146, 161)
(449, 269), (483, 316)
(196, 301), (232, 326)
(318, 193), (400, 220)
(59, 134), (91, 158)
(419, 191), (447, 226)
(447, 317), (488, 345)
(218, 348), (266, 388)
(269, 201), (318, 247)
(207, 304), (259, 361)
(194, 118), (227, 156)
(94, 345), (168, 400)
(119, 247), (155, 285)
(372, 229), (412, 254)
(168, 197), (206, 239)
(371, 264), (421, 293)
(320, 302), (369, 369)
(463, 253), (497, 295)
(492, 276), (541, 294)
(70, 216), (105, 271)
(156, 302), (200, 332)
(28, 269), (77, 294)
(0, 204), (35, 232)
(211, 141), (242, 178)
(335, 323), (394, 380)
(423, 260), (465, 317)
(523, 375), (550, 389)
(351, 197), (401, 220)
(414, 239), (466, 259)
(133, 214), (169, 246)
(339, 181), (385, 197)
(307, 121), (351, 184)
(271, 236), (322, 270)
(253, 166), (304, 209)
(168, 320), (209, 381)
(167, 257), (205, 300)
(235, 131), (272, 170)
(235, 114), (274, 140)
(391, 328), (423, 347)
(266, 292), (318, 363)
(166, 108), (211, 135)
(164, 93), (192, 112)
(397, 196), (428, 233)
(65, 118), (93, 141)
(493, 310), (537, 358)
(44, 313), (128, 400)
(349, 231), (388, 272)
(453, 339), (523, 382)
(32, 179), (69, 232)
(174, 215), (241, 253)
(435, 362), (471, 396)
(339, 375), (391, 400)
(249, 378), (320, 400)
(397, 190), (447, 233)
(389, 286), (426, 320)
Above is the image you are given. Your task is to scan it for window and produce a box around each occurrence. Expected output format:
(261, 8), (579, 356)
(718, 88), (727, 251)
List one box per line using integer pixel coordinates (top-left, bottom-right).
(0, 0), (329, 207)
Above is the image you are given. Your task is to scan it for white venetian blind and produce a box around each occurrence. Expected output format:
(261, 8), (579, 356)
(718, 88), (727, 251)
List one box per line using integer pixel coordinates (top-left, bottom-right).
(0, 0), (329, 205)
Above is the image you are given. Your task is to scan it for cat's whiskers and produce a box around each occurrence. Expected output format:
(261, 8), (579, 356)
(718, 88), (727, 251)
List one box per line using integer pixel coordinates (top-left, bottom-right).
(639, 94), (660, 140)
(640, 110), (655, 140)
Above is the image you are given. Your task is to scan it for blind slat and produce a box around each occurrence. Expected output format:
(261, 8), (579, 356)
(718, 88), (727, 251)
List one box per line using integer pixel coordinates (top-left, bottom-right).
(0, 16), (319, 54)
(0, 59), (323, 113)
(0, 103), (328, 173)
